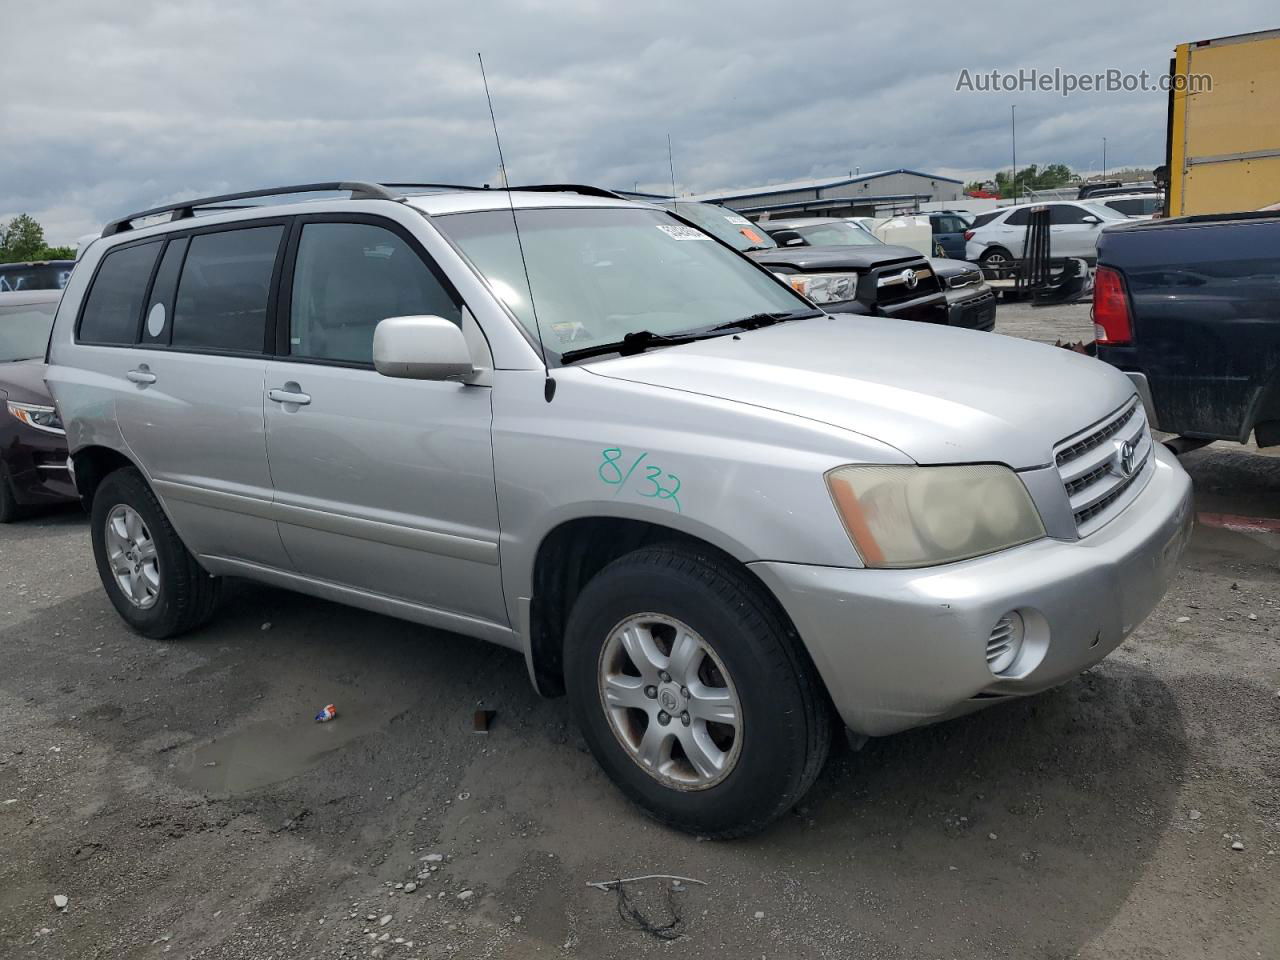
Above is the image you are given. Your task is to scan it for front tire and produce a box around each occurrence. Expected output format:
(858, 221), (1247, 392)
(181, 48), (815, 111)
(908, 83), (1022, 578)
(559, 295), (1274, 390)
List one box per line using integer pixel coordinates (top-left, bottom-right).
(90, 467), (220, 639)
(0, 462), (26, 523)
(564, 545), (832, 838)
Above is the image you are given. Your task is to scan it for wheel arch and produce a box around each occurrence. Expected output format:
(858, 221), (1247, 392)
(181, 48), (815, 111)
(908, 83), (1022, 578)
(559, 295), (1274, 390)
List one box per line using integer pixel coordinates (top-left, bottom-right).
(526, 515), (799, 698)
(70, 445), (141, 510)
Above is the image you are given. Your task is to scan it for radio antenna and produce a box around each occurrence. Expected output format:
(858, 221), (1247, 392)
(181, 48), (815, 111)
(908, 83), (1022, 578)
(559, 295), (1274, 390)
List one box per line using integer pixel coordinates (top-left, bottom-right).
(667, 133), (678, 209)
(478, 52), (555, 402)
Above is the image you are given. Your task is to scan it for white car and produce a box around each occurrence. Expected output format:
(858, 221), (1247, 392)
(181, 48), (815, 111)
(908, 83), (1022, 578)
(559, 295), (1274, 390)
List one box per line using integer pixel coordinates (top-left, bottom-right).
(1095, 193), (1163, 220)
(964, 201), (1129, 266)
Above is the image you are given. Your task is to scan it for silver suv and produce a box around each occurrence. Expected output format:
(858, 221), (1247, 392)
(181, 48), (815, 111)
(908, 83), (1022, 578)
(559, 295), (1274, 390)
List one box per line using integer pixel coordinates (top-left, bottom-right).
(46, 182), (1193, 836)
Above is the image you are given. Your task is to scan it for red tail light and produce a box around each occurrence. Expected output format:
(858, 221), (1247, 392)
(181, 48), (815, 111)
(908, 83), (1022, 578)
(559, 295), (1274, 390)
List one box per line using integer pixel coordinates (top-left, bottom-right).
(1092, 266), (1132, 345)
(963, 230), (974, 241)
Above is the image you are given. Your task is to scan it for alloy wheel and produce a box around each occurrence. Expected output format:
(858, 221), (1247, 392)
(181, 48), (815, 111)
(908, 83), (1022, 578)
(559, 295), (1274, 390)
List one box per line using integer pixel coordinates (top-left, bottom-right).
(105, 504), (160, 609)
(597, 613), (742, 790)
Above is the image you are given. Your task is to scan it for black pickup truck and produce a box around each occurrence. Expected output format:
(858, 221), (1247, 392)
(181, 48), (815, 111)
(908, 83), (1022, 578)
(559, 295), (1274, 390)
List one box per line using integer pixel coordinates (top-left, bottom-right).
(666, 202), (949, 326)
(1094, 211), (1280, 448)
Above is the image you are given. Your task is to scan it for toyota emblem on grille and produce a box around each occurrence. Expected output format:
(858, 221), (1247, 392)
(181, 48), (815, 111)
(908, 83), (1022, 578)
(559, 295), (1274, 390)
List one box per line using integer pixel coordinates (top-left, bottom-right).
(901, 268), (919, 289)
(1115, 439), (1136, 478)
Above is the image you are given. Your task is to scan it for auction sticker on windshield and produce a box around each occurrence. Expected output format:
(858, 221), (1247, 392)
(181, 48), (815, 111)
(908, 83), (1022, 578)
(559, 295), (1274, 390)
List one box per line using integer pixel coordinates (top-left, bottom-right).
(656, 224), (710, 240)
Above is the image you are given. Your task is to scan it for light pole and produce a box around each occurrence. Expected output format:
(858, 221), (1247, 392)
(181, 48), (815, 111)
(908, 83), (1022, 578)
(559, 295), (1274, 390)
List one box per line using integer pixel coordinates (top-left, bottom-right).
(1102, 137), (1107, 181)
(1011, 105), (1017, 203)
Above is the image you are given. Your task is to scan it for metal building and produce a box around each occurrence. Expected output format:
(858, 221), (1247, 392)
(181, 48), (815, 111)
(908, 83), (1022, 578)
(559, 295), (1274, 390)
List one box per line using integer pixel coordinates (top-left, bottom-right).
(673, 169), (964, 219)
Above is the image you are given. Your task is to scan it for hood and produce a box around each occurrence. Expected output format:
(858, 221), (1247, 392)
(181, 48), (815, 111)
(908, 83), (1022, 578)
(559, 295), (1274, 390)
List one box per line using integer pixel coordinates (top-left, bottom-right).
(928, 257), (981, 279)
(0, 358), (54, 405)
(747, 244), (923, 272)
(584, 316), (1134, 470)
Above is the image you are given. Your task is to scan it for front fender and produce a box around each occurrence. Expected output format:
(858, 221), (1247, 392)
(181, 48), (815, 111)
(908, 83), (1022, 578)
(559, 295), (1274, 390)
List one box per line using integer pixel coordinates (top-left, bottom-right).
(491, 368), (910, 631)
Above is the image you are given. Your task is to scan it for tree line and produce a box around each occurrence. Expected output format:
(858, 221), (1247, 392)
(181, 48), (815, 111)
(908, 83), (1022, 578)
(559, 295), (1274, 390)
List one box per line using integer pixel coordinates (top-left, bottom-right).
(0, 214), (76, 263)
(965, 163), (1076, 198)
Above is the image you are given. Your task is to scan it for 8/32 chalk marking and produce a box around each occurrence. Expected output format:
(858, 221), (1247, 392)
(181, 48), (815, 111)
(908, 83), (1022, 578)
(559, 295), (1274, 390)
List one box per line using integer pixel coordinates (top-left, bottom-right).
(598, 448), (683, 512)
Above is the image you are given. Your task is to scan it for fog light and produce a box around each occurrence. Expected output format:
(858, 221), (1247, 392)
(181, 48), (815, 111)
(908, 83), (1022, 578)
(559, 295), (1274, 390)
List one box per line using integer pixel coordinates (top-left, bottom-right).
(986, 611), (1026, 675)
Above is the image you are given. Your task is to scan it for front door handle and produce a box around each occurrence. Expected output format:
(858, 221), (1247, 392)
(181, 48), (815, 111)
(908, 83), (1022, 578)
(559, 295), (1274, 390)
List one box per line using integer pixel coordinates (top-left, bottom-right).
(268, 385), (311, 406)
(126, 367), (156, 385)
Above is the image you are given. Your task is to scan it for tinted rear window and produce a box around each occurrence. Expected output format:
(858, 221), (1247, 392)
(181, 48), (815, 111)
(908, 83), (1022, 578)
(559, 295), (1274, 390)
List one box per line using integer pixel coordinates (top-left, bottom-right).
(0, 263), (74, 292)
(78, 242), (162, 345)
(172, 226), (282, 353)
(970, 212), (1000, 229)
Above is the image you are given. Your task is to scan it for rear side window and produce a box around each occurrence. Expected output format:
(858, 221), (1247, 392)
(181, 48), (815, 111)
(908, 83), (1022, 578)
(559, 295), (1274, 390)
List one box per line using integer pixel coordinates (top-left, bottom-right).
(1049, 205), (1090, 225)
(1107, 197), (1157, 216)
(287, 221), (461, 365)
(172, 226), (283, 353)
(969, 212), (1000, 230)
(1004, 208), (1030, 226)
(78, 241), (162, 345)
(142, 238), (188, 345)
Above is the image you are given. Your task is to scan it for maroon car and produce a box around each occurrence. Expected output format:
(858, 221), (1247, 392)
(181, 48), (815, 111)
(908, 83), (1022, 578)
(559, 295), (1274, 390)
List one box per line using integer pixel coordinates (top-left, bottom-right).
(0, 289), (78, 522)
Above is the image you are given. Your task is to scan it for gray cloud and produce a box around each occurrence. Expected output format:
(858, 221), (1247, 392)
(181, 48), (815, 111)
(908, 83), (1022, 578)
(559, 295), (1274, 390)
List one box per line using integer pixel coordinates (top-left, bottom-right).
(1, 0), (1272, 241)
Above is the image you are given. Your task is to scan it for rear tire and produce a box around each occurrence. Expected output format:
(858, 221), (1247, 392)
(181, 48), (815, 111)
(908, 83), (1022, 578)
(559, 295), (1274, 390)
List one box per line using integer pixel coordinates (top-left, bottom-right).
(564, 545), (832, 838)
(90, 467), (220, 639)
(980, 246), (1012, 265)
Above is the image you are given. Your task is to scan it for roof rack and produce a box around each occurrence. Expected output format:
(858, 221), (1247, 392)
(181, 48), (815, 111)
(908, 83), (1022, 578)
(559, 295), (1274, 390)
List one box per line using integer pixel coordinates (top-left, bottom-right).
(101, 181), (401, 237)
(101, 181), (632, 238)
(380, 181), (487, 192)
(509, 184), (626, 200)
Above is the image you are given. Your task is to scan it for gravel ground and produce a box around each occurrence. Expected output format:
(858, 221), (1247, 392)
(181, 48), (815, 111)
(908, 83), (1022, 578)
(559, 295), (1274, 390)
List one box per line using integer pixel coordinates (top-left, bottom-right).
(2, 304), (1278, 959)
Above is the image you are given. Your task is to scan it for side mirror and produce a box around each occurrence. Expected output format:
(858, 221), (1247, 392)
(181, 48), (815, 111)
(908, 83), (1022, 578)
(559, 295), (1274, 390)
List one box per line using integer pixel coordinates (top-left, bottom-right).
(373, 315), (475, 381)
(1081, 215), (1101, 224)
(784, 237), (806, 246)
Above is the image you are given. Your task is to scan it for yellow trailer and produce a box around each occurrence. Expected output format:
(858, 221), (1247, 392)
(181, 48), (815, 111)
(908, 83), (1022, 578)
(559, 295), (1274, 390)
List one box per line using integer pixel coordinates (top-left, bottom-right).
(1166, 28), (1280, 216)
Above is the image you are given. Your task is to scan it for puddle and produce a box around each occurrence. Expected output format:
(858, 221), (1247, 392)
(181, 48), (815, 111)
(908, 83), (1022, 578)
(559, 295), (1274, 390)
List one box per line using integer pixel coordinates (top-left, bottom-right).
(1190, 522), (1280, 561)
(173, 684), (397, 795)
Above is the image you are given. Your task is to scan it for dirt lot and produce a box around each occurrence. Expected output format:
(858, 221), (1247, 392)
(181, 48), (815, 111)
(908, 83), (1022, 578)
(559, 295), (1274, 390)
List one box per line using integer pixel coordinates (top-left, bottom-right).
(2, 303), (1278, 959)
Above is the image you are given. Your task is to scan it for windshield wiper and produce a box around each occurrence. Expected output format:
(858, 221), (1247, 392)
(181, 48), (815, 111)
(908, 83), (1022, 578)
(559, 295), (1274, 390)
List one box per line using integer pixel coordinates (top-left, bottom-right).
(559, 329), (703, 365)
(706, 308), (823, 333)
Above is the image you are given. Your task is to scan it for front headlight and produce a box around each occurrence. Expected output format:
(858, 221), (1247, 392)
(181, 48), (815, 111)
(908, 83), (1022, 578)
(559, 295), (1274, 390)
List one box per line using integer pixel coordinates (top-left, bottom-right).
(785, 272), (861, 304)
(826, 464), (1044, 568)
(7, 401), (65, 436)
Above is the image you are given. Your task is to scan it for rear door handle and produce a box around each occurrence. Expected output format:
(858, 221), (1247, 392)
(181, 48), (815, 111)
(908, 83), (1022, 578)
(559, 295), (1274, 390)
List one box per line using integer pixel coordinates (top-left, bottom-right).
(126, 368), (156, 385)
(268, 387), (311, 406)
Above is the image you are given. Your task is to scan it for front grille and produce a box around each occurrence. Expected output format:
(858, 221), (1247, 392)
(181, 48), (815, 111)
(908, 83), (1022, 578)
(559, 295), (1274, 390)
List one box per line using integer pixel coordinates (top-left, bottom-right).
(947, 270), (982, 289)
(1054, 398), (1153, 536)
(1055, 402), (1138, 466)
(872, 260), (938, 306)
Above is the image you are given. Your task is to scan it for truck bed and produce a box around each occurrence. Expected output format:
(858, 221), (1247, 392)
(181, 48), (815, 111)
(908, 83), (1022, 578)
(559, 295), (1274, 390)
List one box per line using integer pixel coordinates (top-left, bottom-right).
(1094, 212), (1280, 446)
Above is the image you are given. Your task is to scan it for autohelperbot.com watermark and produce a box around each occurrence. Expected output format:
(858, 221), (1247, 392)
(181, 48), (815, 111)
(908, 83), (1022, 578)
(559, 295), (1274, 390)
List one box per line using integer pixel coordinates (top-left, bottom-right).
(955, 67), (1211, 97)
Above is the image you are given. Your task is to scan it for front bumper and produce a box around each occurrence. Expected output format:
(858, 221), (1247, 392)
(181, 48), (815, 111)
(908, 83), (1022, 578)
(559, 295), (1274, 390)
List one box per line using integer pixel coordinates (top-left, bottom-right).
(750, 445), (1193, 736)
(1, 427), (77, 506)
(945, 284), (996, 330)
(877, 290), (949, 325)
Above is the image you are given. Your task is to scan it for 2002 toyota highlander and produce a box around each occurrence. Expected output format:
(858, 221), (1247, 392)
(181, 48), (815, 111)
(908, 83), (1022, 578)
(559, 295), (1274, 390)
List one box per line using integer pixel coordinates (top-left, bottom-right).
(45, 182), (1193, 837)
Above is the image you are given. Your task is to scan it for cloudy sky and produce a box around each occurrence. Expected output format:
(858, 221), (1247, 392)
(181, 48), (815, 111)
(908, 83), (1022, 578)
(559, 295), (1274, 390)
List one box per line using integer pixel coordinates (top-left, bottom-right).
(1, 1), (1272, 242)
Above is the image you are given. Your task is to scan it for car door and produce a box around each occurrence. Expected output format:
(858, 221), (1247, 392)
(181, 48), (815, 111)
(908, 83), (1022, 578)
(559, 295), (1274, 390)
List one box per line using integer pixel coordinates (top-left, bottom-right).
(933, 215), (968, 258)
(107, 223), (292, 569)
(1047, 204), (1101, 258)
(991, 208), (1030, 258)
(263, 214), (506, 627)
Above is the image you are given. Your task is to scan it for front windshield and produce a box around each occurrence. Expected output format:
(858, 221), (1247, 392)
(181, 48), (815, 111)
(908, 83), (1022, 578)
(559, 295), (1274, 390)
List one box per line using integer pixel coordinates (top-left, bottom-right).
(437, 206), (808, 358)
(0, 300), (58, 362)
(795, 222), (881, 246)
(661, 202), (777, 252)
